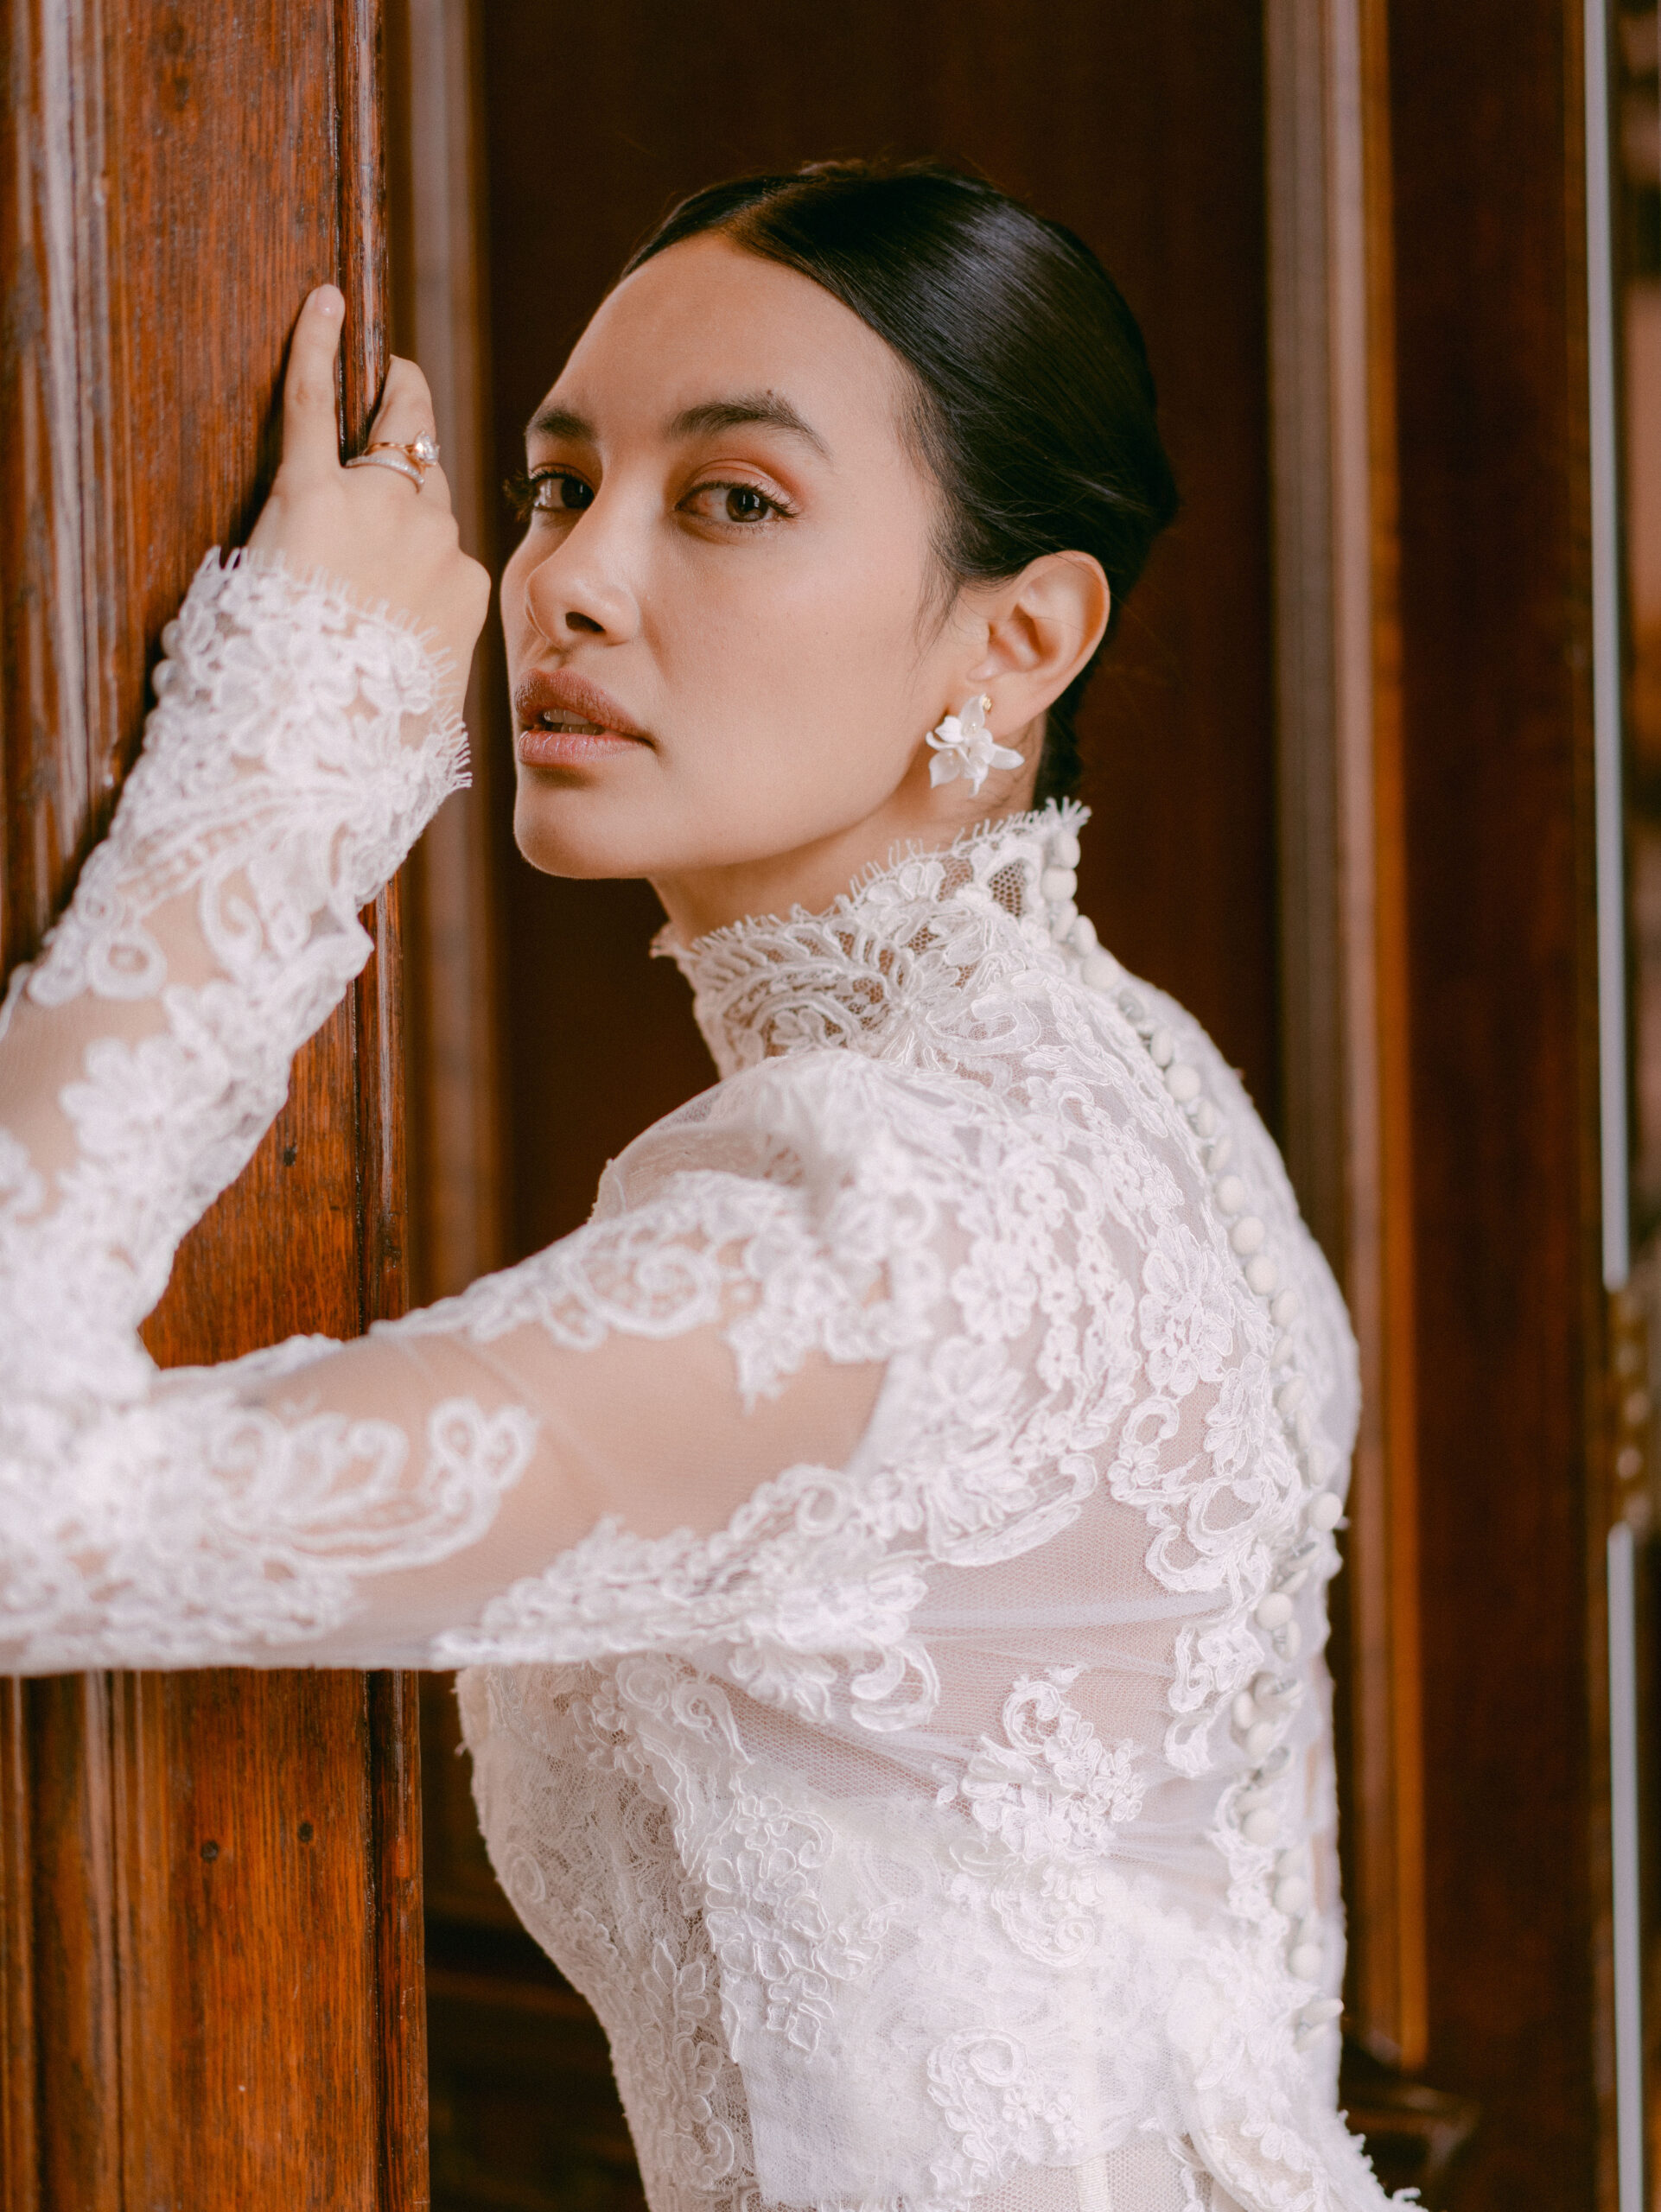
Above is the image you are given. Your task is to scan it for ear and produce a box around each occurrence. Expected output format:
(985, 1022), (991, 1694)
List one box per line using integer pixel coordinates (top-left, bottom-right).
(964, 552), (1111, 741)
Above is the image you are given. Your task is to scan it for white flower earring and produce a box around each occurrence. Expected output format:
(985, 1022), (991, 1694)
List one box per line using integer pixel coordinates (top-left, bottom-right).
(926, 693), (1023, 797)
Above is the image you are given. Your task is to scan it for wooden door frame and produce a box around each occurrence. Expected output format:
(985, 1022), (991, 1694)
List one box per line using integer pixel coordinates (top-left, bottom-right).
(1270, 0), (1636, 2202)
(1265, 0), (1428, 2074)
(0, 3), (427, 2205)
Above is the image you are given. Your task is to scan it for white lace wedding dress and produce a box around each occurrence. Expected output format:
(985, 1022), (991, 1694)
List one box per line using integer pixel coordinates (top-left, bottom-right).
(0, 556), (1405, 2212)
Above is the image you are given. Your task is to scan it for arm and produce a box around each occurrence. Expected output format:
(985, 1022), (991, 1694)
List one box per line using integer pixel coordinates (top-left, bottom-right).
(0, 294), (889, 1673)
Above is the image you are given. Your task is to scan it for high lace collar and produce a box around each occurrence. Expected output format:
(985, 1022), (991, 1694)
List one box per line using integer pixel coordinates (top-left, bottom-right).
(657, 801), (1097, 1079)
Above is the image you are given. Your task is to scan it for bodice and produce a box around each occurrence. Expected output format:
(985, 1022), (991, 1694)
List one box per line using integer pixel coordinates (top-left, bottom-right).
(465, 809), (1390, 2211)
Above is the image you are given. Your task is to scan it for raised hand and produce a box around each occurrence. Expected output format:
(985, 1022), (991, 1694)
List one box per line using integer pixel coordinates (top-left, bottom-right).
(248, 286), (490, 702)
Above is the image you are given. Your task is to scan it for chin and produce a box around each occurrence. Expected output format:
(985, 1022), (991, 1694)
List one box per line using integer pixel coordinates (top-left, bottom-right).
(512, 783), (661, 880)
(511, 772), (748, 883)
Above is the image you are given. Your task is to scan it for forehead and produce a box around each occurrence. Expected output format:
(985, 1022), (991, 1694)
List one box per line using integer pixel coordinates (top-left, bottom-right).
(538, 232), (910, 451)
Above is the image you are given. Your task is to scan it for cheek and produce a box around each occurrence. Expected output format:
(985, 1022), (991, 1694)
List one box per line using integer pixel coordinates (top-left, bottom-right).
(664, 530), (934, 774)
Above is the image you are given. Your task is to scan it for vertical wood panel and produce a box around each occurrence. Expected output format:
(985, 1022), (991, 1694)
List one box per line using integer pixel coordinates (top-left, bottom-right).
(0, 1), (427, 2205)
(24, 1677), (120, 2212)
(0, 1690), (36, 2212)
(1265, 0), (1428, 2070)
(476, 0), (1279, 1265)
(391, 0), (503, 1305)
(1385, 0), (1607, 2201)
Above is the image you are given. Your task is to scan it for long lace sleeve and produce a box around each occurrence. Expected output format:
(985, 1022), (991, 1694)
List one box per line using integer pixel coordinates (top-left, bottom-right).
(0, 552), (891, 1674)
(0, 550), (469, 1402)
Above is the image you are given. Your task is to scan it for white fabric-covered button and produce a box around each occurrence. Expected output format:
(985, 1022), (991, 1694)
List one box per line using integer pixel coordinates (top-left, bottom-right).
(1050, 829), (1081, 868)
(1274, 1566), (1309, 1598)
(1068, 913), (1098, 953)
(1244, 1719), (1276, 1759)
(1308, 1491), (1344, 1532)
(1255, 1592), (1294, 1630)
(1040, 866), (1078, 904)
(1231, 1216), (1266, 1256)
(1300, 1998), (1344, 2026)
(1273, 1875), (1311, 1915)
(1272, 1332), (1295, 1365)
(1207, 1133), (1234, 1173)
(1231, 1690), (1258, 1730)
(1294, 1409), (1314, 1448)
(1289, 1943), (1323, 1980)
(1274, 1620), (1303, 1660)
(1242, 1808), (1280, 1847)
(1214, 1174), (1246, 1215)
(1193, 1100), (1218, 1139)
(1149, 1027), (1174, 1068)
(1082, 951), (1119, 991)
(1050, 901), (1079, 938)
(1271, 1288), (1301, 1327)
(1246, 1255), (1278, 1295)
(1276, 1377), (1308, 1415)
(1166, 1063), (1201, 1103)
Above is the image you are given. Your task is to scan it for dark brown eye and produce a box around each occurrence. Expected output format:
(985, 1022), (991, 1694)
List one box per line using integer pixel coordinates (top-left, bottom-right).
(538, 471), (593, 512)
(506, 467), (594, 521)
(723, 485), (769, 522)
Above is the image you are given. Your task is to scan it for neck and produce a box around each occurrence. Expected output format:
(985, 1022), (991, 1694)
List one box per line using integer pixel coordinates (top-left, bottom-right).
(649, 753), (1043, 944)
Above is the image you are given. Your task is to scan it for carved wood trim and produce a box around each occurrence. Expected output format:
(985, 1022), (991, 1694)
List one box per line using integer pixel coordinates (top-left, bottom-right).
(391, 0), (502, 1302)
(0, 0), (427, 2202)
(1265, 0), (1429, 2069)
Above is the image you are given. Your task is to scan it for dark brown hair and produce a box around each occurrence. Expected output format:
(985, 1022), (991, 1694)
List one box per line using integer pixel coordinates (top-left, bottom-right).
(625, 160), (1179, 803)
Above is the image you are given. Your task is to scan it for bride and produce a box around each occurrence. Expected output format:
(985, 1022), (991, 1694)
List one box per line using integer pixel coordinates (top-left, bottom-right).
(0, 162), (1400, 2211)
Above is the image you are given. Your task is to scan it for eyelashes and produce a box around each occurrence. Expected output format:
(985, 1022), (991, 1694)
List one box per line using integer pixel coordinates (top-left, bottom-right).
(503, 466), (798, 530)
(503, 466), (593, 522)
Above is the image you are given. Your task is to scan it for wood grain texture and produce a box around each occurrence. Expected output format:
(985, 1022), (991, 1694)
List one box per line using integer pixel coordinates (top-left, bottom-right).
(1385, 0), (1605, 2201)
(0, 1689), (37, 2212)
(1265, 0), (1429, 2075)
(0, 1), (428, 2205)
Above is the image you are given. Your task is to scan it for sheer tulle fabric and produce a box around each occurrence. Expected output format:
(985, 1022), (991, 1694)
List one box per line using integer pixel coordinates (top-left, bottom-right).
(0, 555), (1404, 2211)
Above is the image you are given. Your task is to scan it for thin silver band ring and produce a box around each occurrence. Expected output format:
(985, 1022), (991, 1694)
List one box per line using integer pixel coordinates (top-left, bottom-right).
(345, 449), (423, 490)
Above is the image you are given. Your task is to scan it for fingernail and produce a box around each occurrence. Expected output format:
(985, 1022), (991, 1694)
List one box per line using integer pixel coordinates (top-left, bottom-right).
(312, 283), (344, 320)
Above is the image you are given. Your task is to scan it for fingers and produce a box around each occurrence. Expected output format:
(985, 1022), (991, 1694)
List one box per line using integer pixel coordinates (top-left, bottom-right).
(362, 356), (453, 513)
(368, 356), (437, 445)
(280, 287), (346, 480)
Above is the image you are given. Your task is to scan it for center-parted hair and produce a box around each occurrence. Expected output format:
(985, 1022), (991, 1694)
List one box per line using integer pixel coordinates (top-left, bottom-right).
(624, 160), (1179, 804)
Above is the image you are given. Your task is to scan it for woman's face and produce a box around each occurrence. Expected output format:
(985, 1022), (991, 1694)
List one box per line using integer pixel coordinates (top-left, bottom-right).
(500, 235), (1011, 913)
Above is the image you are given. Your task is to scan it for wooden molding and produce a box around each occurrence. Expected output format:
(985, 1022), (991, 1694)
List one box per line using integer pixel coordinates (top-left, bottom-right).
(0, 0), (428, 2202)
(1265, 0), (1429, 2069)
(391, 0), (504, 1302)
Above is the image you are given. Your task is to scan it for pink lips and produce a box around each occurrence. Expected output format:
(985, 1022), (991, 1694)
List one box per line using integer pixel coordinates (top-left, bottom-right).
(513, 667), (650, 771)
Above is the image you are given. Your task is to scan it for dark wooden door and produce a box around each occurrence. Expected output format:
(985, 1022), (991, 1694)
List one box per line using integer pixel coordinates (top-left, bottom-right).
(417, 5), (1283, 2207)
(0, 3), (426, 2206)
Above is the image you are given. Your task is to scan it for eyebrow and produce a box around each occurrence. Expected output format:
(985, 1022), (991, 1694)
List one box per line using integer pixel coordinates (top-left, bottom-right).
(667, 394), (829, 455)
(525, 392), (829, 457)
(525, 403), (595, 442)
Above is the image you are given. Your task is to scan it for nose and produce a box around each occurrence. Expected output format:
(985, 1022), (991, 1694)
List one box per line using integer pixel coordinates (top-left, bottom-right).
(518, 505), (641, 646)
